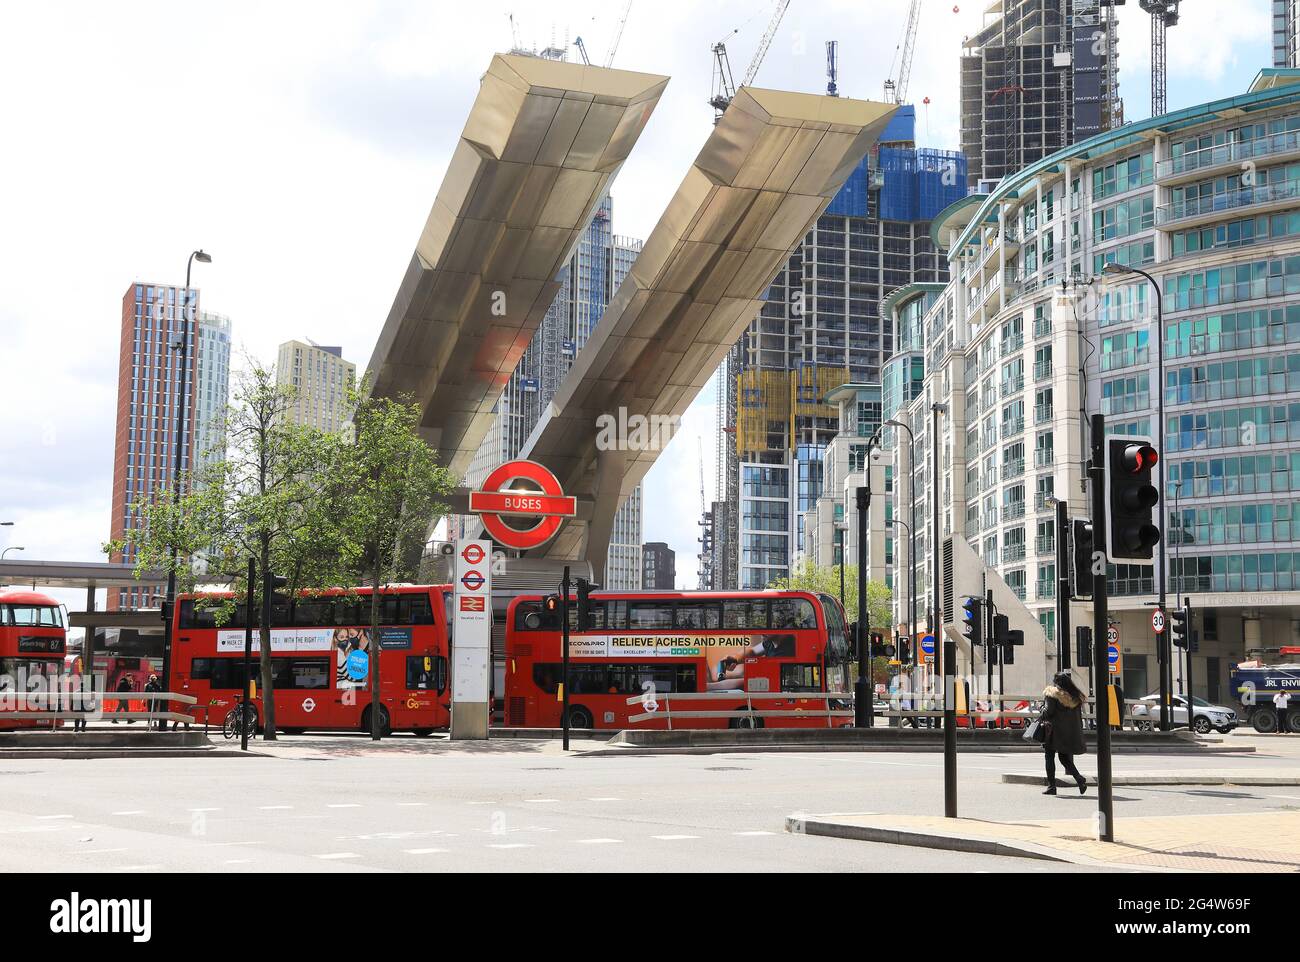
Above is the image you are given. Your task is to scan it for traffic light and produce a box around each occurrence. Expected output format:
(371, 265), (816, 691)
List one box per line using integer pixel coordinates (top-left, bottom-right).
(1076, 625), (1093, 665)
(1003, 629), (1023, 665)
(575, 578), (598, 631)
(1069, 518), (1094, 598)
(898, 636), (911, 664)
(542, 593), (562, 629)
(1105, 437), (1161, 562)
(961, 596), (983, 648)
(1170, 604), (1189, 649)
(869, 631), (895, 658)
(264, 572), (290, 626)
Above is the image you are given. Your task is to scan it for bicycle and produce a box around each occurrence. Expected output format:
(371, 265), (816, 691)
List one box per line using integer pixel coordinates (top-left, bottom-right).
(223, 701), (258, 740)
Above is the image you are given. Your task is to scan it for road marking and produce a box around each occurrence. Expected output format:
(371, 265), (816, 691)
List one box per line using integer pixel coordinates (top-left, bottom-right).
(524, 798), (558, 804)
(404, 848), (449, 855)
(576, 838), (622, 845)
(486, 843), (533, 849)
(651, 835), (700, 841)
(223, 859), (254, 865)
(316, 852), (360, 860)
(37, 815), (74, 820)
(734, 831), (775, 836)
(258, 805), (293, 810)
(79, 848), (128, 855)
(327, 803), (361, 809)
(1268, 794), (1300, 801)
(118, 865), (162, 872)
(396, 802), (428, 807)
(111, 810), (146, 816)
(587, 797), (622, 802)
(188, 807), (221, 813)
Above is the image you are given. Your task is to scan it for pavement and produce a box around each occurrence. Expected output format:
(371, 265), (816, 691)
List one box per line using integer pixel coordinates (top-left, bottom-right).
(0, 728), (1296, 872)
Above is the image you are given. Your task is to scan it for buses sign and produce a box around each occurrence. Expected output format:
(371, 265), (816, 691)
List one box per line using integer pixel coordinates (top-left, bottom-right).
(468, 459), (576, 551)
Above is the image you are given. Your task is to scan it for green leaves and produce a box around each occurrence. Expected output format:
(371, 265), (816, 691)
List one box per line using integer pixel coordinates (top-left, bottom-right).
(768, 559), (893, 630)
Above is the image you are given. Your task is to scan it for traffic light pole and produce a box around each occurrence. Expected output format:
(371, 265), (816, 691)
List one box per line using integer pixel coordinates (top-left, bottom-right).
(242, 556), (254, 753)
(561, 566), (571, 752)
(1183, 597), (1194, 731)
(855, 483), (872, 728)
(1089, 413), (1116, 842)
(1055, 499), (1071, 669)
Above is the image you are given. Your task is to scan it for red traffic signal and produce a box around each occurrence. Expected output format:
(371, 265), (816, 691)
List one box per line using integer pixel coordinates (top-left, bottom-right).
(1120, 443), (1159, 474)
(1106, 437), (1161, 562)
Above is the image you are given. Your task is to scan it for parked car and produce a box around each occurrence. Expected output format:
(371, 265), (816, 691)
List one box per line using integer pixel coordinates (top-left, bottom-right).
(1130, 694), (1238, 734)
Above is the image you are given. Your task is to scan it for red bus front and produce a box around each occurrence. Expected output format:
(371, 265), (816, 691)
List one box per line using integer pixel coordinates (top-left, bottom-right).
(0, 590), (69, 730)
(170, 585), (452, 735)
(503, 590), (851, 730)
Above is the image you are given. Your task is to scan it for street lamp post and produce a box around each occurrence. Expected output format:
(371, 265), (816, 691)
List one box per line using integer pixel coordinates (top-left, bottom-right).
(1, 547), (25, 561)
(854, 430), (883, 728)
(1102, 262), (1170, 731)
(161, 250), (212, 698)
(885, 418), (918, 672)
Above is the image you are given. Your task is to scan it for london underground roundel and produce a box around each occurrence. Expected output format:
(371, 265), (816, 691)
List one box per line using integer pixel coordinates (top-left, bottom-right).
(468, 459), (577, 551)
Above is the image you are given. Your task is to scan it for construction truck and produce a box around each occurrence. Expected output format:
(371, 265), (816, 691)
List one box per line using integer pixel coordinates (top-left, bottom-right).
(1229, 657), (1300, 732)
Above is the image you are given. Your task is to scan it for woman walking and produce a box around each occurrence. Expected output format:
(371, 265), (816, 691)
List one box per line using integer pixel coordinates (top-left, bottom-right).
(1040, 672), (1088, 795)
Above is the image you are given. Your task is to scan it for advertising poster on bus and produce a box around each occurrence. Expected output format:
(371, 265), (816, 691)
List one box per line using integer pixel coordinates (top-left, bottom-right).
(571, 633), (796, 690)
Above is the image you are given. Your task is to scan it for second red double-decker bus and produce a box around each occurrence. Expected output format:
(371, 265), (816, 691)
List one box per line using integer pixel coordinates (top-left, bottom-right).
(503, 590), (850, 730)
(170, 585), (452, 736)
(0, 590), (69, 730)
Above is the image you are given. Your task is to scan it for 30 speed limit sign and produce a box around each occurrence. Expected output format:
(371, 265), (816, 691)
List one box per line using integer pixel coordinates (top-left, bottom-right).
(1152, 608), (1166, 634)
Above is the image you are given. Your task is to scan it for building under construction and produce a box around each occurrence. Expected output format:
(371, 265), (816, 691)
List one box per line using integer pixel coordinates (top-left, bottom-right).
(707, 108), (966, 590)
(960, 0), (1123, 190)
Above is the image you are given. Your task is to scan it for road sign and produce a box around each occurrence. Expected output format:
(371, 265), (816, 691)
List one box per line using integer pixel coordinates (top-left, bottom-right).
(1107, 624), (1121, 675)
(460, 570), (485, 591)
(468, 459), (577, 551)
(920, 634), (935, 655)
(1151, 608), (1166, 634)
(452, 539), (492, 740)
(460, 543), (485, 565)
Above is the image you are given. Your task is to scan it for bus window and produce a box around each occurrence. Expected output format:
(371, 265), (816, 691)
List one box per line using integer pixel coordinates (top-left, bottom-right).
(627, 602), (673, 629)
(818, 595), (849, 663)
(407, 656), (444, 691)
(723, 599), (768, 629)
(675, 602), (721, 629)
(6, 605), (64, 628)
(771, 598), (816, 630)
(780, 664), (822, 692)
(567, 601), (606, 630)
(405, 594), (434, 625)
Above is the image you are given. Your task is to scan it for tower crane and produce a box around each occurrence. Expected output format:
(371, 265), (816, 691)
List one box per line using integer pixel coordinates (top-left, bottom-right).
(573, 36), (591, 65)
(1139, 0), (1180, 117)
(883, 0), (922, 104)
(708, 0), (792, 123)
(826, 39), (839, 97)
(605, 0), (633, 67)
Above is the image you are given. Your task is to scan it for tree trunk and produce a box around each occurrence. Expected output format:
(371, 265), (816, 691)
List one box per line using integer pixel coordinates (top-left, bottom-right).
(369, 557), (382, 741)
(259, 537), (277, 740)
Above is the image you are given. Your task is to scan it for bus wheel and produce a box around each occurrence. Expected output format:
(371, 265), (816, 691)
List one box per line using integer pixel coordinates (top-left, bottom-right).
(412, 728), (435, 738)
(565, 706), (593, 730)
(361, 705), (392, 737)
(729, 714), (763, 730)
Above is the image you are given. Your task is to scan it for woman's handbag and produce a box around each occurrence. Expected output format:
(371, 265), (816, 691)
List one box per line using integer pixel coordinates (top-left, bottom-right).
(1024, 717), (1051, 743)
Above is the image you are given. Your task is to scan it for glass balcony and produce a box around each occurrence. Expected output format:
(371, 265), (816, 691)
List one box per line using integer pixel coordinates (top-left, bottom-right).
(1001, 375), (1024, 398)
(1002, 417), (1025, 438)
(1033, 318), (1052, 339)
(1001, 335), (1024, 356)
(1034, 359), (1054, 381)
(1002, 543), (1026, 563)
(1156, 129), (1300, 182)
(1034, 403), (1054, 424)
(1003, 457), (1025, 479)
(1037, 580), (1057, 600)
(1034, 448), (1056, 467)
(1004, 500), (1026, 520)
(1035, 534), (1056, 555)
(1155, 181), (1300, 227)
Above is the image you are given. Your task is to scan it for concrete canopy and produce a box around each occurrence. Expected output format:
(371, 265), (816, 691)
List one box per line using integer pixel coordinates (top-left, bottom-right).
(365, 54), (669, 479)
(517, 87), (899, 574)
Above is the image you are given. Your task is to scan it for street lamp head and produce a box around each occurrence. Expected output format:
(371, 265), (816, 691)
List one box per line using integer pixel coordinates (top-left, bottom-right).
(1101, 262), (1135, 278)
(193, 250), (212, 264)
(0, 522), (12, 527)
(885, 418), (907, 431)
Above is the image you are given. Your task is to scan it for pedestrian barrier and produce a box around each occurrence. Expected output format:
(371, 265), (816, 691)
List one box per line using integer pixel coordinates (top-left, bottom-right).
(624, 691), (855, 729)
(1, 691), (201, 731)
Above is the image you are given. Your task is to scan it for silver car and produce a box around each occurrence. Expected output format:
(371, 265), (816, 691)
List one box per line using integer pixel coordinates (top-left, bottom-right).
(1130, 694), (1238, 734)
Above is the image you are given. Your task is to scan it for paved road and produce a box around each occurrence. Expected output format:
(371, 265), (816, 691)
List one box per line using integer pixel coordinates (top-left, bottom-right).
(1, 732), (1297, 872)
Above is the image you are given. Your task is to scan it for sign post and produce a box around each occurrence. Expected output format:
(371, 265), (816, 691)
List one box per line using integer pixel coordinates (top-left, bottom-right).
(451, 539), (493, 740)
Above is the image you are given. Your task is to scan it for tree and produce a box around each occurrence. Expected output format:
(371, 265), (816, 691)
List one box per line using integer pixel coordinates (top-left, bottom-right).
(335, 387), (454, 741)
(769, 559), (892, 629)
(110, 359), (349, 740)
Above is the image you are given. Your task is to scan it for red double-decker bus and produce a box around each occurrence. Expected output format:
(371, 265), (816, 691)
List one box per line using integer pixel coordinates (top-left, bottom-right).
(503, 590), (851, 730)
(169, 584), (452, 736)
(0, 590), (68, 729)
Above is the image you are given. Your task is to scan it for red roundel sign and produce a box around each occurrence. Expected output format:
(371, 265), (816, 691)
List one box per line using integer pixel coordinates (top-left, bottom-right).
(469, 459), (577, 551)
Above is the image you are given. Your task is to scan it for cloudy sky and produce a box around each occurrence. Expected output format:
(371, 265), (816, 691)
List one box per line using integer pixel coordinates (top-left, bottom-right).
(0, 0), (1271, 610)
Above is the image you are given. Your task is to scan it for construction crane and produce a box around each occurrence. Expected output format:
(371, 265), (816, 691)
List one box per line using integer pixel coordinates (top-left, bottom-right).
(1139, 0), (1181, 117)
(605, 0), (633, 67)
(883, 0), (922, 104)
(708, 0), (792, 122)
(696, 436), (713, 590)
(573, 36), (591, 65)
(825, 40), (839, 97)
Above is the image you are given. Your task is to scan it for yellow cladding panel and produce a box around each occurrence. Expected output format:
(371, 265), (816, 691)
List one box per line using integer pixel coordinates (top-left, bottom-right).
(733, 366), (850, 457)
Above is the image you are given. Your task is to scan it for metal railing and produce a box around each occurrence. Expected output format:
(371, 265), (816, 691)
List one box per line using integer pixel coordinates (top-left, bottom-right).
(1156, 181), (1300, 226)
(1156, 129), (1300, 180)
(624, 691), (854, 729)
(0, 691), (202, 731)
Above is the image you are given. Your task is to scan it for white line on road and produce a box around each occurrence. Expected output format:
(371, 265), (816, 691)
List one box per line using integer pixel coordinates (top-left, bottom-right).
(327, 804), (361, 809)
(651, 835), (700, 841)
(575, 838), (622, 845)
(118, 865), (162, 872)
(188, 807), (221, 813)
(1268, 794), (1300, 800)
(259, 805), (293, 810)
(79, 848), (128, 855)
(396, 802), (428, 807)
(524, 798), (558, 803)
(111, 810), (146, 816)
(316, 852), (360, 860)
(486, 843), (533, 849)
(36, 815), (73, 820)
(223, 859), (254, 865)
(733, 831), (774, 836)
(404, 848), (448, 855)
(587, 797), (622, 802)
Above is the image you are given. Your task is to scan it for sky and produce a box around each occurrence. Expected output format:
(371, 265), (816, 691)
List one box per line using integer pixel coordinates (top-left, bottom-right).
(0, 0), (1273, 611)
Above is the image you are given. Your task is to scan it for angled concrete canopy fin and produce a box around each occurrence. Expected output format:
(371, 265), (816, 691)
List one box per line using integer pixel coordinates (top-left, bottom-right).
(365, 53), (669, 478)
(518, 87), (899, 571)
